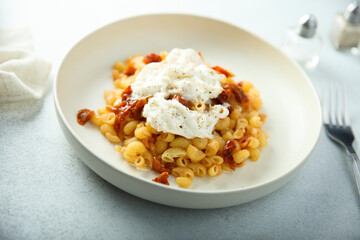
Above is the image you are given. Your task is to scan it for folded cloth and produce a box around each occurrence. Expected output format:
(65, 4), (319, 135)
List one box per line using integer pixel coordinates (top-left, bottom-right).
(0, 27), (51, 103)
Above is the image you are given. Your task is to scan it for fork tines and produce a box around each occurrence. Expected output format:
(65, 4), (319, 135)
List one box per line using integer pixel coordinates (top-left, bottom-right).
(322, 83), (349, 127)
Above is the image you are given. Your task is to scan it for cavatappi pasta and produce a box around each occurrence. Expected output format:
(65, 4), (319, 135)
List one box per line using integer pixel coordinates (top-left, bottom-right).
(77, 49), (269, 188)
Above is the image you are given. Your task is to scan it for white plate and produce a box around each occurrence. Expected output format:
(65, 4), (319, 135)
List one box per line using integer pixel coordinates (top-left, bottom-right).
(54, 14), (321, 208)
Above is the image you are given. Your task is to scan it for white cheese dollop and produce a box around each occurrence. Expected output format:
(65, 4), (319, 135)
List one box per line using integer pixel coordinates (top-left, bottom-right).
(131, 48), (229, 139)
(143, 98), (228, 139)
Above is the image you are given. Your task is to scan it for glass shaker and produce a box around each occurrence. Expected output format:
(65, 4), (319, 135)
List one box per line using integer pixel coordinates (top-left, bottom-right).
(282, 14), (322, 69)
(330, 1), (360, 54)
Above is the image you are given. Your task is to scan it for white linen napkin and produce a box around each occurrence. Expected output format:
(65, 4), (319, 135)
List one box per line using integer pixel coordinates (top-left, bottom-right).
(0, 27), (51, 103)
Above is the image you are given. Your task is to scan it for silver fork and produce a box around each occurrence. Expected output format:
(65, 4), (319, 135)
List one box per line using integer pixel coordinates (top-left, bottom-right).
(323, 84), (360, 196)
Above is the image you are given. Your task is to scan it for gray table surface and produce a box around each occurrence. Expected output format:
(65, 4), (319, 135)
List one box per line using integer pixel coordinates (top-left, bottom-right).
(1, 0), (360, 239)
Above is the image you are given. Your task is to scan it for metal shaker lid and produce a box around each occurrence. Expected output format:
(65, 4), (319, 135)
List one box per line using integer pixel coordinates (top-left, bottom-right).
(344, 1), (360, 23)
(298, 14), (318, 38)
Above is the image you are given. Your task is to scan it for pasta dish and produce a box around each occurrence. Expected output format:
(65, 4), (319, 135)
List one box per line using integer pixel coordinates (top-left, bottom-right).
(77, 48), (268, 188)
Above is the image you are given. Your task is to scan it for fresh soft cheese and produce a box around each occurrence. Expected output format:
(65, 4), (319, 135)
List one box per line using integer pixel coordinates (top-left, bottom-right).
(131, 48), (229, 139)
(143, 98), (228, 139)
(131, 49), (224, 102)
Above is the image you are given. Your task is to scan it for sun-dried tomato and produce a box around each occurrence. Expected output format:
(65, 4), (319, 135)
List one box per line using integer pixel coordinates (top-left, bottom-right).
(152, 157), (173, 174)
(120, 85), (132, 101)
(224, 140), (236, 157)
(152, 172), (169, 185)
(214, 90), (229, 104)
(213, 83), (248, 105)
(212, 66), (234, 78)
(124, 64), (136, 76)
(113, 115), (126, 134)
(143, 53), (162, 64)
(132, 98), (148, 119)
(152, 157), (163, 173)
(163, 162), (176, 171)
(223, 140), (237, 170)
(172, 95), (191, 109)
(229, 83), (248, 104)
(77, 109), (94, 125)
(110, 97), (149, 133)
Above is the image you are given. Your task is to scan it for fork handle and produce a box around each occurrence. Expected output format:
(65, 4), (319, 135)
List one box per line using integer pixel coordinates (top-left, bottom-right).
(349, 153), (360, 197)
